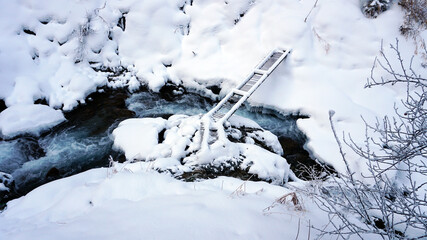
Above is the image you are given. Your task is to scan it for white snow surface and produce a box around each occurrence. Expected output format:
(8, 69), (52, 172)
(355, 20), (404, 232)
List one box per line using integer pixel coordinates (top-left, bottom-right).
(1, 0), (426, 238)
(0, 104), (65, 138)
(0, 167), (324, 240)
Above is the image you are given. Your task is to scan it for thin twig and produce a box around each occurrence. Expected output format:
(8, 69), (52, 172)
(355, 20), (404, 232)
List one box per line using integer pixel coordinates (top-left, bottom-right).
(304, 0), (319, 23)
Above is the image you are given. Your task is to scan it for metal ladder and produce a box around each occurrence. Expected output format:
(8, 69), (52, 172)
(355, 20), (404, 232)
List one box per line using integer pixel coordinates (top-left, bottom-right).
(206, 48), (291, 125)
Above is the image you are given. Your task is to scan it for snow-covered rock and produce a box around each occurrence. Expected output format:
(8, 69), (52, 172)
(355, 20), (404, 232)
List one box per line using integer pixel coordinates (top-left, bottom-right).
(112, 118), (167, 160)
(0, 172), (13, 193)
(0, 104), (65, 138)
(112, 114), (291, 184)
(0, 172), (14, 203)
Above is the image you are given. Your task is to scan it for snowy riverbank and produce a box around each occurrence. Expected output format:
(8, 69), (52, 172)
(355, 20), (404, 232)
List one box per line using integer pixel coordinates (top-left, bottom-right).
(0, 166), (323, 240)
(0, 0), (425, 239)
(1, 0), (424, 172)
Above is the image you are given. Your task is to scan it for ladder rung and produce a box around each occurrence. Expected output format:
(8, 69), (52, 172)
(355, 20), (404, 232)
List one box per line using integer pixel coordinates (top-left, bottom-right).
(230, 93), (242, 99)
(223, 104), (233, 110)
(259, 52), (285, 71)
(272, 52), (283, 57)
(254, 69), (267, 74)
(229, 97), (242, 103)
(233, 89), (247, 96)
(240, 86), (252, 92)
(250, 73), (263, 79)
(213, 112), (225, 118)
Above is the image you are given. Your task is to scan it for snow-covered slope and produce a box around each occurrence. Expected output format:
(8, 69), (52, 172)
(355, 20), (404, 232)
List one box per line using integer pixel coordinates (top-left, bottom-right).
(1, 0), (423, 171)
(0, 167), (324, 240)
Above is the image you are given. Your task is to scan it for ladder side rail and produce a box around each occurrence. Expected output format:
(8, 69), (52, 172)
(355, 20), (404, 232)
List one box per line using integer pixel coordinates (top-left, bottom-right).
(243, 49), (291, 96)
(219, 49), (289, 122)
(235, 71), (260, 90)
(236, 50), (274, 91)
(243, 74), (269, 97)
(199, 115), (211, 150)
(206, 91), (235, 117)
(265, 49), (291, 74)
(236, 49), (288, 90)
(254, 49), (277, 70)
(218, 91), (250, 124)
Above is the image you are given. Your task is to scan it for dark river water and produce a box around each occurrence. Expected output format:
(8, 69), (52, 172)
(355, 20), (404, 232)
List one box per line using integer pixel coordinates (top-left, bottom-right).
(0, 86), (318, 207)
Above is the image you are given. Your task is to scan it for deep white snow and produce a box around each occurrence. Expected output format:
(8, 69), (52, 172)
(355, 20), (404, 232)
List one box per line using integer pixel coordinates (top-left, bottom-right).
(0, 167), (323, 240)
(0, 0), (425, 239)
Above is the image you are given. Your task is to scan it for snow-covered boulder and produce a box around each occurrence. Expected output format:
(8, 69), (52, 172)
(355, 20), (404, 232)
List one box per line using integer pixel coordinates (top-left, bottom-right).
(112, 114), (292, 184)
(0, 104), (65, 138)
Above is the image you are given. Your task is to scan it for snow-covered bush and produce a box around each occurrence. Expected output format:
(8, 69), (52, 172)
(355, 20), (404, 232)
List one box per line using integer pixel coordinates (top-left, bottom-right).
(399, 0), (427, 35)
(306, 41), (427, 239)
(362, 0), (392, 18)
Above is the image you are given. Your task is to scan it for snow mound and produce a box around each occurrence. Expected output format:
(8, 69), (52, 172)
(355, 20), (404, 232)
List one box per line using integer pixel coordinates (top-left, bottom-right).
(0, 104), (65, 138)
(0, 169), (317, 240)
(240, 144), (289, 183)
(112, 114), (291, 184)
(228, 115), (261, 129)
(112, 118), (167, 160)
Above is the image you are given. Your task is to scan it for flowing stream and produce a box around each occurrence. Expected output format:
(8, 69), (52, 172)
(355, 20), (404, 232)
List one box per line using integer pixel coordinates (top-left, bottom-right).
(0, 87), (319, 206)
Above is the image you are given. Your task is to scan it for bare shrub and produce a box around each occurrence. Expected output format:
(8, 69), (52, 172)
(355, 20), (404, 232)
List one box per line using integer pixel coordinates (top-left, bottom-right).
(399, 0), (427, 61)
(399, 0), (427, 36)
(362, 0), (392, 18)
(264, 192), (303, 213)
(304, 40), (427, 239)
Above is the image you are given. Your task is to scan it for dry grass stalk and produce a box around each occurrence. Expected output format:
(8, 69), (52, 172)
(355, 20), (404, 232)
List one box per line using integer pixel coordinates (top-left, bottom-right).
(230, 182), (247, 197)
(313, 28), (330, 54)
(107, 155), (118, 178)
(264, 192), (304, 213)
(229, 174), (255, 198)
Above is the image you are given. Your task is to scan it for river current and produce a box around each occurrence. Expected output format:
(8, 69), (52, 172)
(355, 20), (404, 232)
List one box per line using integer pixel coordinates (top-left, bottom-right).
(0, 87), (314, 205)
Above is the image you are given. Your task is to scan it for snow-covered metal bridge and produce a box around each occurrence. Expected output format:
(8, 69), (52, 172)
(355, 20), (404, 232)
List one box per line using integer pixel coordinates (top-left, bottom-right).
(200, 48), (291, 146)
(206, 48), (291, 124)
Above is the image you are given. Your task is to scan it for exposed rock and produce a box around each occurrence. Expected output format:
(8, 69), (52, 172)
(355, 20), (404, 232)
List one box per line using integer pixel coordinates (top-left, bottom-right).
(45, 167), (60, 182)
(362, 0), (391, 18)
(279, 136), (335, 180)
(0, 172), (16, 209)
(159, 83), (185, 101)
(0, 99), (6, 113)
